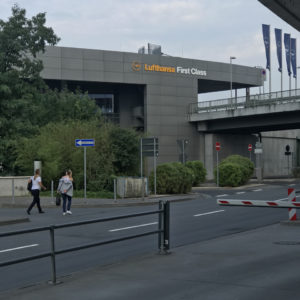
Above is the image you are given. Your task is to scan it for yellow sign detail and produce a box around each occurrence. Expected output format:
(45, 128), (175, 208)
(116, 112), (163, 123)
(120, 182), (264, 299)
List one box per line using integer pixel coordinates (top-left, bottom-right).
(144, 64), (175, 73)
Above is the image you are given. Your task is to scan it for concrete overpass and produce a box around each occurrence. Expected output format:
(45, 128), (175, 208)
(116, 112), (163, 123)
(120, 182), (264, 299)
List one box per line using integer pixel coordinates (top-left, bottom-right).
(188, 89), (300, 134)
(258, 0), (300, 31)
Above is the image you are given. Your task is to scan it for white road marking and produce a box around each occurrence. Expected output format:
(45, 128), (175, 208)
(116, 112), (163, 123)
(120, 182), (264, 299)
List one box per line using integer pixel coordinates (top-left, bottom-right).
(0, 244), (39, 253)
(236, 192), (245, 194)
(194, 210), (225, 217)
(289, 184), (296, 186)
(109, 222), (158, 232)
(252, 189), (262, 192)
(216, 194), (228, 197)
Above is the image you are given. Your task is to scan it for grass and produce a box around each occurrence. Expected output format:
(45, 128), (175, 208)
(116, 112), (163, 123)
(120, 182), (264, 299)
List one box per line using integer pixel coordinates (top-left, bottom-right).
(40, 190), (114, 199)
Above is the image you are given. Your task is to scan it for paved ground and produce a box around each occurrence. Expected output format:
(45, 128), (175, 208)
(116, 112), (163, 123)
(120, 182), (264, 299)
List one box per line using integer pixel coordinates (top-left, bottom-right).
(1, 179), (300, 299)
(1, 222), (300, 300)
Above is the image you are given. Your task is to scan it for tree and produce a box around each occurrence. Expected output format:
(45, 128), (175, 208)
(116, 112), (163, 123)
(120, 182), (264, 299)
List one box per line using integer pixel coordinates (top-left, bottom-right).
(109, 126), (140, 176)
(0, 5), (60, 174)
(15, 120), (115, 190)
(0, 4), (59, 76)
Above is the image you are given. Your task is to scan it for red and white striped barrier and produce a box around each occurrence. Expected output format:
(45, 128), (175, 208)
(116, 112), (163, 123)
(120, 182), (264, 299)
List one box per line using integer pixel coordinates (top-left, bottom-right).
(217, 199), (300, 208)
(288, 188), (297, 221)
(217, 188), (299, 221)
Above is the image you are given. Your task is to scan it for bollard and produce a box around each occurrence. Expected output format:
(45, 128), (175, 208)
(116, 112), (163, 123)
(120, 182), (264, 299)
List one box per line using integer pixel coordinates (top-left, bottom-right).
(288, 188), (297, 221)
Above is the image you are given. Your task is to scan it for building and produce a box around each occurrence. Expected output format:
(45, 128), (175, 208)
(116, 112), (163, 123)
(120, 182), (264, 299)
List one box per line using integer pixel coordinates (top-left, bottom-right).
(39, 46), (264, 177)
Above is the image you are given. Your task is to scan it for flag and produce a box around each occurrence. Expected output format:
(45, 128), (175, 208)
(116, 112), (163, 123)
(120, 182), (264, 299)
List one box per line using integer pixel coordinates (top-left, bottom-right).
(291, 38), (297, 78)
(284, 33), (291, 76)
(275, 28), (282, 72)
(262, 24), (270, 70)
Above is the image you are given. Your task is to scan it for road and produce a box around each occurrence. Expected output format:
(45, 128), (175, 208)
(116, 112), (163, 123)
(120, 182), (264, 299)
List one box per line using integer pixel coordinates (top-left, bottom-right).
(0, 181), (299, 293)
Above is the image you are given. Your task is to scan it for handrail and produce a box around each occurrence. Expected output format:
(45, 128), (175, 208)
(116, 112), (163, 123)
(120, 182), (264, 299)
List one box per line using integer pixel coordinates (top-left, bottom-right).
(0, 201), (170, 285)
(188, 88), (300, 115)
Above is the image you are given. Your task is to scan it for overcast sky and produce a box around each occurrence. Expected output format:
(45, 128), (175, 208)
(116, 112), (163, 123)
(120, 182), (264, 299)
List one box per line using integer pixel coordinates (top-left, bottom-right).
(0, 0), (299, 100)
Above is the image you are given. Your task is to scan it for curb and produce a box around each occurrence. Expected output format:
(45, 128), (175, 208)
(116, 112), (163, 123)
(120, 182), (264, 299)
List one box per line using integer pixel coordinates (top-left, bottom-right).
(0, 217), (30, 227)
(280, 220), (300, 226)
(0, 196), (196, 209)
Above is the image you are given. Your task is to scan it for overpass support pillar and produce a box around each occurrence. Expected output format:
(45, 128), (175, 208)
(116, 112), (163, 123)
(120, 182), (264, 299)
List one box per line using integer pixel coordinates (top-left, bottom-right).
(204, 134), (214, 180)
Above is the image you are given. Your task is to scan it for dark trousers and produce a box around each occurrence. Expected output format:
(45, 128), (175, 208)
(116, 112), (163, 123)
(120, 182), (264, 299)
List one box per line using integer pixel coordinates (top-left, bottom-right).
(27, 189), (43, 213)
(62, 193), (72, 212)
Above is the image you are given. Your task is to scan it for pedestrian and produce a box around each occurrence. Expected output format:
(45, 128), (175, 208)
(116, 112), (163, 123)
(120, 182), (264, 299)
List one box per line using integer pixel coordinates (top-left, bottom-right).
(57, 169), (73, 216)
(27, 169), (46, 215)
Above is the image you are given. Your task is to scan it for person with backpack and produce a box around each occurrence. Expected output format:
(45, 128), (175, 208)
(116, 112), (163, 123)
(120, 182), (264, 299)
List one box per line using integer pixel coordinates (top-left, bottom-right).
(57, 169), (74, 215)
(27, 169), (46, 215)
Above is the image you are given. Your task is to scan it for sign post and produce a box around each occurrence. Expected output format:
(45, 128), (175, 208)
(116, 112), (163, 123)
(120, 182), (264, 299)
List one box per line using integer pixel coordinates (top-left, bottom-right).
(285, 145), (291, 177)
(216, 142), (221, 187)
(75, 139), (95, 202)
(248, 144), (252, 161)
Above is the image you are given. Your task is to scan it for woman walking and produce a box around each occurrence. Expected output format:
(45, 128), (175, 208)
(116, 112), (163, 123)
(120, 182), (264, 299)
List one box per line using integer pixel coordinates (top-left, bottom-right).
(57, 170), (73, 215)
(27, 169), (46, 215)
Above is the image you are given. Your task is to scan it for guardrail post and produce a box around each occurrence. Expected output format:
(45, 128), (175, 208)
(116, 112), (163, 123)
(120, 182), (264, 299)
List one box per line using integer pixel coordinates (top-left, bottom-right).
(49, 226), (57, 284)
(163, 201), (170, 254)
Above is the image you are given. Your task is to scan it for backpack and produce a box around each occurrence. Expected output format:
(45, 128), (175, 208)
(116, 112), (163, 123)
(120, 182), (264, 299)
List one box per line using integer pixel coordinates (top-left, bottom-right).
(27, 179), (32, 192)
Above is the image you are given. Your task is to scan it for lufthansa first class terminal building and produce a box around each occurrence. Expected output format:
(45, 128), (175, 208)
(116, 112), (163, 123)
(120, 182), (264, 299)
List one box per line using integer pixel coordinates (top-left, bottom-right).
(40, 46), (264, 177)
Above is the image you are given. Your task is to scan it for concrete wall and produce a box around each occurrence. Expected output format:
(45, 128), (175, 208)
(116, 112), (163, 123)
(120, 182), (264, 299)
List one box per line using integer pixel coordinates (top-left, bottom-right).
(202, 130), (300, 180)
(0, 177), (30, 197)
(261, 130), (300, 177)
(203, 133), (257, 180)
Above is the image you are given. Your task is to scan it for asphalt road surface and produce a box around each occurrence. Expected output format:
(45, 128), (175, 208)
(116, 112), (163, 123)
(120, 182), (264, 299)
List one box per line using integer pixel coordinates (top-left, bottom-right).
(0, 181), (298, 292)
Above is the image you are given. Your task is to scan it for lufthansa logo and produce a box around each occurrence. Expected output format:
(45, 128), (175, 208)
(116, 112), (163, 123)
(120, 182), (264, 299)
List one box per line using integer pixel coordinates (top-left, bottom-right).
(132, 61), (141, 71)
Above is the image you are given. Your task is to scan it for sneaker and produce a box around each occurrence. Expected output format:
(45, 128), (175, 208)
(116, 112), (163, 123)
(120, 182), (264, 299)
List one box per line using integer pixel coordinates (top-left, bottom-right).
(26, 210), (30, 215)
(67, 210), (72, 215)
(63, 212), (66, 216)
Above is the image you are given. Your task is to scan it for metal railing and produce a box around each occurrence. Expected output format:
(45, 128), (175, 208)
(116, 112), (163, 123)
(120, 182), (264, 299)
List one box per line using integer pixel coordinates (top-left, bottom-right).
(188, 88), (300, 115)
(0, 201), (170, 284)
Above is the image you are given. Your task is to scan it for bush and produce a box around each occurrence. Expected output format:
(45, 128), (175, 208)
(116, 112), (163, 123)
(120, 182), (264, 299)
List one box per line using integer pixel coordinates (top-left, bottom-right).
(292, 167), (300, 178)
(185, 161), (206, 186)
(214, 155), (254, 187)
(149, 162), (193, 194)
(216, 162), (243, 187)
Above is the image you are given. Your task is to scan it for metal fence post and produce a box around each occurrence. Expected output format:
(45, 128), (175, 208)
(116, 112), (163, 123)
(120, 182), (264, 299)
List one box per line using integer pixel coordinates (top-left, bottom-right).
(49, 226), (57, 284)
(163, 201), (170, 253)
(12, 178), (15, 205)
(158, 201), (164, 252)
(114, 178), (117, 203)
(51, 180), (54, 204)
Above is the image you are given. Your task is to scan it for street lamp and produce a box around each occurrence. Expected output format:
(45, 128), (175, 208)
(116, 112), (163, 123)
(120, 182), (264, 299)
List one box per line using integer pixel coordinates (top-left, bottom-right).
(230, 56), (236, 99)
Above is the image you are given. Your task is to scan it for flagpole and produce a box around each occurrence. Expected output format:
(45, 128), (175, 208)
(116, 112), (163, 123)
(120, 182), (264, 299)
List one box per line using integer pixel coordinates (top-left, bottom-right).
(289, 33), (291, 94)
(295, 38), (297, 90)
(269, 25), (271, 95)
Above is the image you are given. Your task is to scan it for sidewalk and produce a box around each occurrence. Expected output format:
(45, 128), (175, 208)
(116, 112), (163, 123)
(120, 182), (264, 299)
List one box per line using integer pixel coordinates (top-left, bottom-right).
(2, 223), (300, 300)
(0, 193), (197, 226)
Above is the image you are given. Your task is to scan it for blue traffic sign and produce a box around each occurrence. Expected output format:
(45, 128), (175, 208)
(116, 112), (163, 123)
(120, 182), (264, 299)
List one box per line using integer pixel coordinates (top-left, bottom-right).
(75, 139), (95, 147)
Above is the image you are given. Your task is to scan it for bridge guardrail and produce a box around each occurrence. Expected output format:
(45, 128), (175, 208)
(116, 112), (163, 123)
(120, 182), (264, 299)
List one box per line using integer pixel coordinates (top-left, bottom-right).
(188, 88), (300, 115)
(0, 201), (170, 284)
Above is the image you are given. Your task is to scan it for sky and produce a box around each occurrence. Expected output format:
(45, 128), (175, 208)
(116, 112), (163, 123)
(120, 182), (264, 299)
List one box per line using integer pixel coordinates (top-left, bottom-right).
(0, 0), (299, 101)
